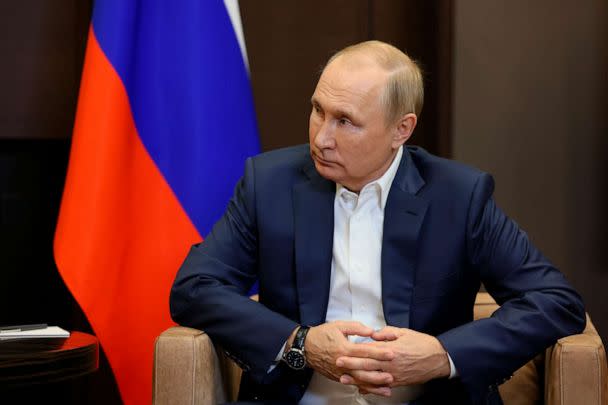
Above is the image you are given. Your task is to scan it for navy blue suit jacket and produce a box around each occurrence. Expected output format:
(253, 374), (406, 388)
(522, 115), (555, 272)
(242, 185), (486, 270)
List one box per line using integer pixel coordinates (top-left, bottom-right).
(170, 144), (585, 404)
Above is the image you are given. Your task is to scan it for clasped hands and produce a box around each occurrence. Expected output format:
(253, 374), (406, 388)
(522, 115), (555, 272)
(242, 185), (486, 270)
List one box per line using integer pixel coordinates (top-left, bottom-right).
(301, 321), (451, 397)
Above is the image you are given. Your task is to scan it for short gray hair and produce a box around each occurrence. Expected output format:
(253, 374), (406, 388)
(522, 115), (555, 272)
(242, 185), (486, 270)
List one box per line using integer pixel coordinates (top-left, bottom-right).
(325, 40), (424, 124)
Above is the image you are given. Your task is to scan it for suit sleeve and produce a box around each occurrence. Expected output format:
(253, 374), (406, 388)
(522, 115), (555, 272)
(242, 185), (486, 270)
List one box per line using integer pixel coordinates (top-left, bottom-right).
(169, 157), (298, 383)
(437, 173), (586, 400)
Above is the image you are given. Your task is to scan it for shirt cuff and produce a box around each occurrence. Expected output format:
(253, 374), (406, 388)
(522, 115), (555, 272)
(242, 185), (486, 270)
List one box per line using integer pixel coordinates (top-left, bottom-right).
(267, 341), (287, 373)
(447, 352), (459, 379)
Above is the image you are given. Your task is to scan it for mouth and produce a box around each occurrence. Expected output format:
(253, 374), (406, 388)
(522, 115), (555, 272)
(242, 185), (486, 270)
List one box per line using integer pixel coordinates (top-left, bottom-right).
(312, 152), (335, 166)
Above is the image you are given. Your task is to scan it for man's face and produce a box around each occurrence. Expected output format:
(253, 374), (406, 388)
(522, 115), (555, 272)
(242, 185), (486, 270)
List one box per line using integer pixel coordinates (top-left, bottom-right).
(309, 57), (399, 192)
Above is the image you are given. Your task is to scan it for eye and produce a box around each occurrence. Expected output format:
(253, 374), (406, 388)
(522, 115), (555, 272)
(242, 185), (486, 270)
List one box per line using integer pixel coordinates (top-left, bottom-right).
(338, 117), (351, 126)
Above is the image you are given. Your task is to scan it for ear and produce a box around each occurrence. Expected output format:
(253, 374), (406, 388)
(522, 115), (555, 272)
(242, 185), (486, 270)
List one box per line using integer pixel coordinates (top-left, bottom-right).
(391, 113), (417, 149)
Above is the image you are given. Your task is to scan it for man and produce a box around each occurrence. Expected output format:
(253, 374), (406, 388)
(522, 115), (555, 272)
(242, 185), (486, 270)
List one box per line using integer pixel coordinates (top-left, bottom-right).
(170, 41), (585, 404)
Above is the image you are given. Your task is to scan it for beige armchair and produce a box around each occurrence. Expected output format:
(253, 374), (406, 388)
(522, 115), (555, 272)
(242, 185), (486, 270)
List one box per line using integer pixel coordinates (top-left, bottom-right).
(153, 293), (607, 404)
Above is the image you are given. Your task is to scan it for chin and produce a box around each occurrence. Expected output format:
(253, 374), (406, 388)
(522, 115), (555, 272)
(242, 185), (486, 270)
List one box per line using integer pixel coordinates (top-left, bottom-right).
(313, 161), (340, 183)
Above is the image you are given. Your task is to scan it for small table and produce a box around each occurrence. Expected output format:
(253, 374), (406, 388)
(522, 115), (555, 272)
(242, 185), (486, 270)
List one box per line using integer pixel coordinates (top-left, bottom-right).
(0, 331), (99, 387)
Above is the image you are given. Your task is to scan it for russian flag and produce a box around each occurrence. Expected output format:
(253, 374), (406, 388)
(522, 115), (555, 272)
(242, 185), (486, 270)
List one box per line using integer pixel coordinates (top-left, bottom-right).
(54, 1), (259, 404)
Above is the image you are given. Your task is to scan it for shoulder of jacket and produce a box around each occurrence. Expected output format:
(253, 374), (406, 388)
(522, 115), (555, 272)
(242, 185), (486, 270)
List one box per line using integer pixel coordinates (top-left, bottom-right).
(406, 145), (490, 191)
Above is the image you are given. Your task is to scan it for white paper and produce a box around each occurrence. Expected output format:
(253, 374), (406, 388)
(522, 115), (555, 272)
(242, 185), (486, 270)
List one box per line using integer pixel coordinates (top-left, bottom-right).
(0, 326), (70, 340)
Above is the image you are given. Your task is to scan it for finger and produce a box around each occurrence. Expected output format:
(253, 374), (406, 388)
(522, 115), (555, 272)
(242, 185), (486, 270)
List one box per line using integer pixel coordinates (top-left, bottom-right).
(371, 330), (398, 341)
(345, 369), (394, 386)
(336, 356), (384, 371)
(334, 321), (374, 337)
(359, 386), (392, 397)
(345, 342), (394, 361)
(341, 375), (392, 397)
(372, 326), (405, 341)
(340, 374), (356, 384)
(352, 370), (394, 385)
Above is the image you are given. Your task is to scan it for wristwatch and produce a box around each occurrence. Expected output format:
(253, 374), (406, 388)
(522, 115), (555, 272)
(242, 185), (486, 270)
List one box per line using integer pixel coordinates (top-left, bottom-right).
(282, 326), (310, 370)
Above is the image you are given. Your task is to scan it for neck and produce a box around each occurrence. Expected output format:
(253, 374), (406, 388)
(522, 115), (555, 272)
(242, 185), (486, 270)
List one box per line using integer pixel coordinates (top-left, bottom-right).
(341, 150), (398, 193)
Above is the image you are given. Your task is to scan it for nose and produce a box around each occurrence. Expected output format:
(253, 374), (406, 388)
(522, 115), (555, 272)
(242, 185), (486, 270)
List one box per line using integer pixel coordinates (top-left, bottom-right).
(313, 118), (336, 150)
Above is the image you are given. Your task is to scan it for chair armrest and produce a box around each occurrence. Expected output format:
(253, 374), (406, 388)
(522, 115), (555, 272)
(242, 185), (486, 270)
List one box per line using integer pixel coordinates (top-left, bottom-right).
(153, 326), (227, 405)
(545, 315), (608, 405)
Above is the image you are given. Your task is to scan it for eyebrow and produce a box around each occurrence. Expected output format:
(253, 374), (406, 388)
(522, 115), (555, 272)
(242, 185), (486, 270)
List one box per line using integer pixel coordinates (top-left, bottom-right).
(335, 108), (355, 120)
(310, 97), (356, 120)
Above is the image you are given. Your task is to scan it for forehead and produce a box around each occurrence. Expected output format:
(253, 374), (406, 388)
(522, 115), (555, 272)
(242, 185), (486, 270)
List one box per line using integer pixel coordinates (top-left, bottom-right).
(312, 57), (388, 112)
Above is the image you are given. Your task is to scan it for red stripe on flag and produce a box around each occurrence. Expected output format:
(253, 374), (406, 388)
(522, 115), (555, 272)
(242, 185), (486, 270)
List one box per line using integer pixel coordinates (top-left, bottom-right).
(54, 28), (201, 405)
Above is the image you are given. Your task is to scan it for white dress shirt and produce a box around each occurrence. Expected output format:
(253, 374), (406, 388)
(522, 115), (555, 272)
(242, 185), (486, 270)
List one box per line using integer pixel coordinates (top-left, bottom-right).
(301, 146), (423, 405)
(279, 147), (457, 404)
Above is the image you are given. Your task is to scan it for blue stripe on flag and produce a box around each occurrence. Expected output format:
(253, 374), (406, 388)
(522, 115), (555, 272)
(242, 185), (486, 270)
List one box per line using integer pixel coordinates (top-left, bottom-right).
(91, 0), (260, 236)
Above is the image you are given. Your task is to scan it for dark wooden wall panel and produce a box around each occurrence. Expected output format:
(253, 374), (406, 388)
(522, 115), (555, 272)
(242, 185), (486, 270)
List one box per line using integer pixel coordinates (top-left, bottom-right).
(372, 0), (453, 156)
(239, 0), (370, 152)
(453, 0), (608, 343)
(0, 0), (90, 139)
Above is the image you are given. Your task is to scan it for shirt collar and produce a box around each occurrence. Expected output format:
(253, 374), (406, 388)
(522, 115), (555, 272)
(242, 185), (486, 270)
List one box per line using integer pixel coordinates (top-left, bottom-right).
(336, 146), (403, 210)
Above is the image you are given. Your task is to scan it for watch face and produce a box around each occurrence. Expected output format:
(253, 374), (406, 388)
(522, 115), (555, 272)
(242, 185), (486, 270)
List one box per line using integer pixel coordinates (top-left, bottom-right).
(285, 349), (306, 370)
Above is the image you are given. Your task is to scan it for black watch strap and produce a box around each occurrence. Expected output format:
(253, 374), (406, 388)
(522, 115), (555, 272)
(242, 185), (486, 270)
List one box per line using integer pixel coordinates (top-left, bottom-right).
(292, 326), (309, 351)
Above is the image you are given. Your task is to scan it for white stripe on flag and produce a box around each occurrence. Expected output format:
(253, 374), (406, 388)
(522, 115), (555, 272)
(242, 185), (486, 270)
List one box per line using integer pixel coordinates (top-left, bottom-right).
(223, 0), (250, 72)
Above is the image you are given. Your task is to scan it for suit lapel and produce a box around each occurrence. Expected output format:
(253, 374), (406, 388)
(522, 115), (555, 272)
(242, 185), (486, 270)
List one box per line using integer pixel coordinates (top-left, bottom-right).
(292, 148), (428, 328)
(381, 148), (428, 328)
(293, 161), (335, 326)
